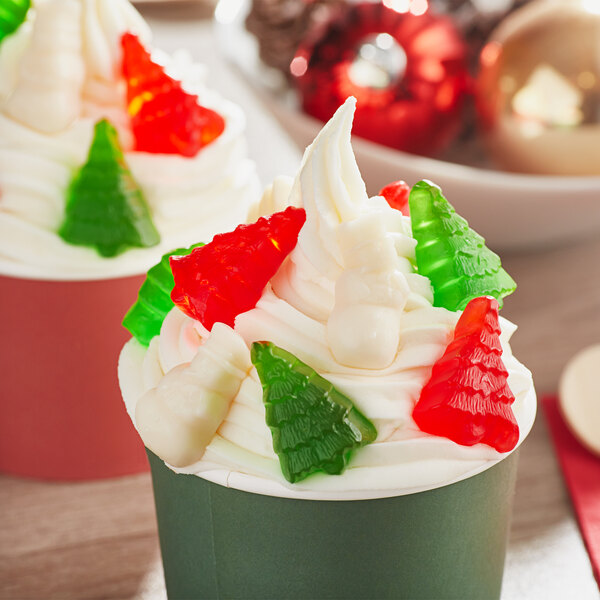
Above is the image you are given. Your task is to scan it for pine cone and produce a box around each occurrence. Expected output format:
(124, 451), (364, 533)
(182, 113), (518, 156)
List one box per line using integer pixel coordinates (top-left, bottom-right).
(245, 0), (341, 75)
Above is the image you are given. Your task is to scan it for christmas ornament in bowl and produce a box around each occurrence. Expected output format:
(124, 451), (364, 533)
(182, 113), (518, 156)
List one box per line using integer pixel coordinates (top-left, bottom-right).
(290, 1), (470, 156)
(476, 0), (600, 175)
(215, 0), (600, 249)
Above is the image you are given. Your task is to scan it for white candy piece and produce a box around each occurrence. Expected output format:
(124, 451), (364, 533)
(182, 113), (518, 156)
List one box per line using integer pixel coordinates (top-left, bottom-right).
(559, 344), (600, 456)
(4, 0), (85, 133)
(327, 212), (410, 369)
(135, 323), (253, 468)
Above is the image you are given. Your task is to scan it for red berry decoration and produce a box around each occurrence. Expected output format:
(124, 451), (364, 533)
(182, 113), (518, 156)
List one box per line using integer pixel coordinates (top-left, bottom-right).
(412, 296), (519, 453)
(171, 207), (306, 330)
(121, 33), (225, 157)
(379, 180), (410, 214)
(292, 2), (469, 155)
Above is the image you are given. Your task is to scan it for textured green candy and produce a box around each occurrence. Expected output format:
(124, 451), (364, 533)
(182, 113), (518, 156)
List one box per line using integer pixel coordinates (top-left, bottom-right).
(123, 242), (204, 346)
(59, 119), (160, 257)
(0, 0), (30, 45)
(409, 180), (516, 312)
(251, 342), (377, 484)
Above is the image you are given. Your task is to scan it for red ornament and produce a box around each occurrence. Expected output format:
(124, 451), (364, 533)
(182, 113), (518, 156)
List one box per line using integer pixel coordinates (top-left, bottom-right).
(292, 2), (469, 155)
(170, 207), (306, 330)
(121, 33), (225, 157)
(379, 180), (410, 213)
(412, 296), (519, 452)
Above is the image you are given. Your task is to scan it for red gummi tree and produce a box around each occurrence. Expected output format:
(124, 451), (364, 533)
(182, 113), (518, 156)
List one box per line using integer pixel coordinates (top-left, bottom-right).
(412, 296), (519, 452)
(121, 33), (225, 157)
(171, 207), (306, 330)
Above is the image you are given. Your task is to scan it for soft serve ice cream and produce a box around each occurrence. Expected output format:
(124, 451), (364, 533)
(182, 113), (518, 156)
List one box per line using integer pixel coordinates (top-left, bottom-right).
(119, 98), (536, 500)
(0, 0), (259, 279)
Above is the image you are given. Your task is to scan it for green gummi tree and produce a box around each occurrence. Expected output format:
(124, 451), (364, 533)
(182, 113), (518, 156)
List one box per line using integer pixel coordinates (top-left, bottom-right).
(251, 342), (377, 484)
(0, 0), (30, 45)
(59, 119), (160, 257)
(123, 242), (204, 346)
(409, 180), (516, 312)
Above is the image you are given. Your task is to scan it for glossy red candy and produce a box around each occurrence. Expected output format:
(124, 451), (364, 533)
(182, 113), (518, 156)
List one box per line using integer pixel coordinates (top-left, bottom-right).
(412, 296), (519, 452)
(171, 207), (306, 329)
(121, 33), (225, 157)
(379, 180), (410, 214)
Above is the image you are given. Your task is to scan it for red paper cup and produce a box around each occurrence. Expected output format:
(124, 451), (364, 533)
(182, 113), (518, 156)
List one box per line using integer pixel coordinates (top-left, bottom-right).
(0, 271), (149, 480)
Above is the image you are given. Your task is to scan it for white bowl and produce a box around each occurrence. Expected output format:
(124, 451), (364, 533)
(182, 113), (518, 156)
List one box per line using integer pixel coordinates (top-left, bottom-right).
(214, 0), (600, 251)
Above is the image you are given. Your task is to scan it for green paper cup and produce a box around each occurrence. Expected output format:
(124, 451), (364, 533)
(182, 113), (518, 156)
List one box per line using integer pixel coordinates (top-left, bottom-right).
(147, 450), (519, 600)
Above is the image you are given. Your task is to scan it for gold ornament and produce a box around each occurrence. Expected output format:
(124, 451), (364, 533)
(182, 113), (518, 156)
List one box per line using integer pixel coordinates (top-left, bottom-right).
(476, 0), (600, 175)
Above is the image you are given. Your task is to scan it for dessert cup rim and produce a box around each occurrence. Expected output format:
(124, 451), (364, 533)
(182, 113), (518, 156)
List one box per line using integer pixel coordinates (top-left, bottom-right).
(0, 259), (151, 283)
(150, 384), (537, 502)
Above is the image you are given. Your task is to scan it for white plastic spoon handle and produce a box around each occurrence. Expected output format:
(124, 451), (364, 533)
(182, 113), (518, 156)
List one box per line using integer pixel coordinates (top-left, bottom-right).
(559, 344), (600, 456)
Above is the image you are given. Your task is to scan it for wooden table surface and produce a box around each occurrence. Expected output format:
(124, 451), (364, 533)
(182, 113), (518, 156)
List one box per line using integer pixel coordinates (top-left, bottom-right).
(2, 6), (600, 600)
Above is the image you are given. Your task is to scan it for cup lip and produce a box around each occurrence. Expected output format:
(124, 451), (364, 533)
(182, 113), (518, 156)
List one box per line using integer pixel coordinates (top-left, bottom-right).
(0, 240), (175, 282)
(152, 385), (537, 502)
(187, 457), (507, 502)
(0, 261), (149, 283)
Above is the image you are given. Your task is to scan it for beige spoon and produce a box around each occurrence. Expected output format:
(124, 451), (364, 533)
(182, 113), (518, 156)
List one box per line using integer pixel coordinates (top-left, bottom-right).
(559, 344), (600, 456)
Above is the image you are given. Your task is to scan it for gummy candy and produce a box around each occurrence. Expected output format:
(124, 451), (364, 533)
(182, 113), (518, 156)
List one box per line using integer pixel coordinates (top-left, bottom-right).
(379, 180), (410, 214)
(0, 0), (30, 46)
(171, 207), (305, 329)
(409, 180), (516, 312)
(59, 119), (160, 257)
(412, 296), (519, 453)
(251, 342), (377, 483)
(123, 242), (204, 345)
(121, 33), (225, 157)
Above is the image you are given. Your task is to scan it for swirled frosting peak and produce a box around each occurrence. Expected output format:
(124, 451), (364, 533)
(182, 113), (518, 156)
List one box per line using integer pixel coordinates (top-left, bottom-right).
(119, 98), (536, 500)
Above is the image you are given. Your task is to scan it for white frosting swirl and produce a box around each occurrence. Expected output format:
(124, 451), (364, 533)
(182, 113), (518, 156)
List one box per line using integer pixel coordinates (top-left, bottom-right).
(118, 99), (537, 500)
(80, 0), (151, 140)
(0, 0), (259, 280)
(247, 174), (296, 222)
(135, 323), (253, 468)
(4, 0), (85, 134)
